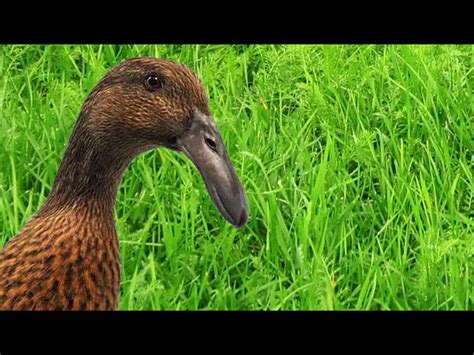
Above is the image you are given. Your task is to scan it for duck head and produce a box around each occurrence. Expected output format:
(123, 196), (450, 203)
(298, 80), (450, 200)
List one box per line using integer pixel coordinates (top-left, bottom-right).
(81, 57), (249, 228)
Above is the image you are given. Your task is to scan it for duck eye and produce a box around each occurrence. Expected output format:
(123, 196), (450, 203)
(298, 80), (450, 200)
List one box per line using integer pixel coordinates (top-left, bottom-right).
(144, 74), (163, 91)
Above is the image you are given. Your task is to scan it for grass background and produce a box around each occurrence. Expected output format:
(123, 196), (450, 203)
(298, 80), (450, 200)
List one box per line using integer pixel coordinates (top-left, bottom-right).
(0, 45), (472, 310)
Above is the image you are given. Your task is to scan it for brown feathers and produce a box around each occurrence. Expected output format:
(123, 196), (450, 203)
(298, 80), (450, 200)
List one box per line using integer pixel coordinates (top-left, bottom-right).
(0, 58), (212, 310)
(0, 201), (120, 310)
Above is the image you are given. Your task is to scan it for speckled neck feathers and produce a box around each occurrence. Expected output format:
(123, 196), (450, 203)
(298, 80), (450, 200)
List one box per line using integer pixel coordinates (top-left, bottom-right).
(41, 110), (138, 216)
(0, 57), (234, 310)
(0, 109), (134, 310)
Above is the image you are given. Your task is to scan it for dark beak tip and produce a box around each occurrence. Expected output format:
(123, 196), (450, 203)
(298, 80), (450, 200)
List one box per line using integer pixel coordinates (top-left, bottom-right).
(231, 207), (249, 228)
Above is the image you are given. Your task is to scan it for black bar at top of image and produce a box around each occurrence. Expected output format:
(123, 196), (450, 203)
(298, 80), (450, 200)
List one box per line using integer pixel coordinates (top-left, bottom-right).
(1, 29), (474, 44)
(1, 16), (474, 44)
(2, 2), (473, 44)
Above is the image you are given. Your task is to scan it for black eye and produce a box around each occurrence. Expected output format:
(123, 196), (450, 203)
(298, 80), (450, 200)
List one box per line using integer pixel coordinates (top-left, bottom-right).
(144, 74), (164, 91)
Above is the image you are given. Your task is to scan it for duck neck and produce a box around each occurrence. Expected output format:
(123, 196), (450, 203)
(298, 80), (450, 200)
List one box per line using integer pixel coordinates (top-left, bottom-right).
(40, 113), (139, 219)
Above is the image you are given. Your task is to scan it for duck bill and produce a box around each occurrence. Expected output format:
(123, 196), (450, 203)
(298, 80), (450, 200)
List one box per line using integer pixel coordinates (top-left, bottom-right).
(175, 110), (249, 228)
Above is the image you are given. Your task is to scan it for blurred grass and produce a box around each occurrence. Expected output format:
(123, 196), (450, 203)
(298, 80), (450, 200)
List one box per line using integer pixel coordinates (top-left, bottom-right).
(0, 44), (472, 310)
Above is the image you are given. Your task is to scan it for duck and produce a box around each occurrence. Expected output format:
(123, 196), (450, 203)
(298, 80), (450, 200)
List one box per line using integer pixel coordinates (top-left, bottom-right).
(0, 57), (249, 310)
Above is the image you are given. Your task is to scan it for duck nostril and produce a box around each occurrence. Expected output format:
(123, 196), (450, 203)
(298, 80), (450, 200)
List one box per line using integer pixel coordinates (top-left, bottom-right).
(205, 138), (218, 152)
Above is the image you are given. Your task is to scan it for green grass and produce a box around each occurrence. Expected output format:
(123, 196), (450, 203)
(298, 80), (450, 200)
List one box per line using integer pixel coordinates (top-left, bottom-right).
(0, 44), (473, 310)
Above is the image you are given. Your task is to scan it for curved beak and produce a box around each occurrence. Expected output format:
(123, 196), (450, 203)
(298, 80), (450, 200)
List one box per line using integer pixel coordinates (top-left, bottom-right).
(174, 110), (249, 228)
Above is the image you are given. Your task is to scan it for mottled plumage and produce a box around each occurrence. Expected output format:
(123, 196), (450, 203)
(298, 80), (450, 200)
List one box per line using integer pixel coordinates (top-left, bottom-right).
(0, 57), (249, 310)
